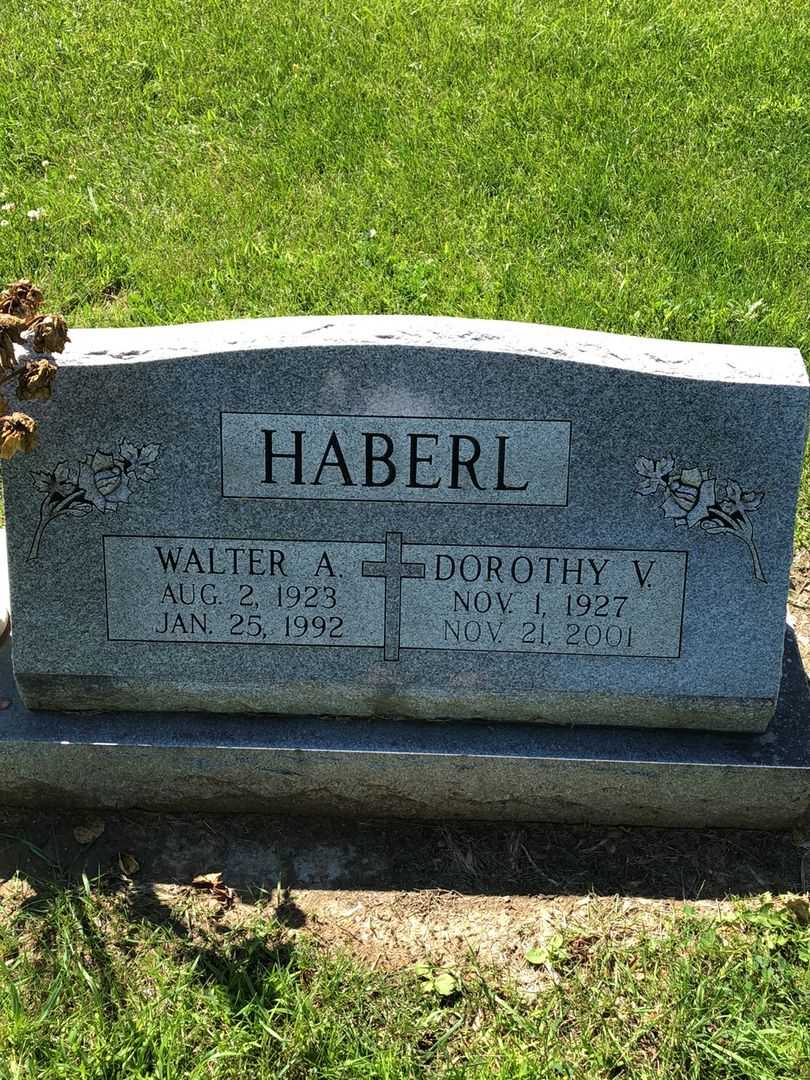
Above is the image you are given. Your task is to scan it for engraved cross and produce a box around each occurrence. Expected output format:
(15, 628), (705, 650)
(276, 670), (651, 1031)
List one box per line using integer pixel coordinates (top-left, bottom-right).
(362, 532), (425, 661)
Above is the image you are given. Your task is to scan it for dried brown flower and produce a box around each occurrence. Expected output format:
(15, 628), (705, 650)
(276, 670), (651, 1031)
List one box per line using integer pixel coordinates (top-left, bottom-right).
(0, 412), (38, 460)
(0, 336), (14, 371)
(28, 313), (70, 354)
(0, 316), (26, 371)
(0, 279), (44, 318)
(0, 314), (26, 342)
(17, 359), (58, 401)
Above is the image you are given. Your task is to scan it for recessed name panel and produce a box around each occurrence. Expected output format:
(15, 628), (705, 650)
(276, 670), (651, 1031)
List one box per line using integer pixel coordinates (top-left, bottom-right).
(220, 412), (571, 505)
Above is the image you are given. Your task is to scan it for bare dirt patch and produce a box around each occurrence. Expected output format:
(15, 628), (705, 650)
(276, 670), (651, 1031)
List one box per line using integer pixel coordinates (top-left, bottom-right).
(789, 547), (810, 664)
(0, 808), (806, 984)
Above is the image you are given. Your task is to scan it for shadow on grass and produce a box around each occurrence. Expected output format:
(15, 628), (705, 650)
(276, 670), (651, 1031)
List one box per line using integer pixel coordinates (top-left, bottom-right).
(20, 877), (302, 1024)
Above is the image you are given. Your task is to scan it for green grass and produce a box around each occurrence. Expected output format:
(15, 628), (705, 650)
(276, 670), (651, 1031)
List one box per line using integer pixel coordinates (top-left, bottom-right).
(0, 880), (809, 1078)
(1, 0), (809, 350)
(3, 0), (810, 536)
(3, 0), (810, 527)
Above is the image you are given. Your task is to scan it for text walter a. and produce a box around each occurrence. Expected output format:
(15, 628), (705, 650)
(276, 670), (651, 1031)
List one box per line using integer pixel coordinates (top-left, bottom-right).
(262, 428), (529, 492)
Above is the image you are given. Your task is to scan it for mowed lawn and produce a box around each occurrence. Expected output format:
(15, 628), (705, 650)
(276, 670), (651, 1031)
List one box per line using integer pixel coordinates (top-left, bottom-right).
(3, 0), (810, 531)
(2, 0), (809, 343)
(1, 879), (809, 1080)
(2, 1), (810, 1076)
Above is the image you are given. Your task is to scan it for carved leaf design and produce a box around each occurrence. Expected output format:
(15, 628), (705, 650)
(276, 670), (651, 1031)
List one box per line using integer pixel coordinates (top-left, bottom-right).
(64, 501), (93, 516)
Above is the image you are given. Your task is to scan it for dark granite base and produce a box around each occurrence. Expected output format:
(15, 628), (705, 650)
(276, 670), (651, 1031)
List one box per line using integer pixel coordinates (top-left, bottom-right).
(1, 629), (809, 828)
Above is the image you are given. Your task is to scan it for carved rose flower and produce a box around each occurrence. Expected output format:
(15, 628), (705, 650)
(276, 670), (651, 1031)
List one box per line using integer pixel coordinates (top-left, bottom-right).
(634, 450), (768, 583)
(661, 467), (717, 528)
(28, 438), (162, 559)
(77, 451), (133, 511)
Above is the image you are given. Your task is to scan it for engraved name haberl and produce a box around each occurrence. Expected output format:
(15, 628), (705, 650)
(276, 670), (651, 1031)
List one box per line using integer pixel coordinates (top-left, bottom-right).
(261, 427), (528, 491)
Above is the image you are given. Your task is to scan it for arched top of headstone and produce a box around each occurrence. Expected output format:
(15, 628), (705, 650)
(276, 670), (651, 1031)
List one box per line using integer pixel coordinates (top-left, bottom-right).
(64, 314), (806, 386)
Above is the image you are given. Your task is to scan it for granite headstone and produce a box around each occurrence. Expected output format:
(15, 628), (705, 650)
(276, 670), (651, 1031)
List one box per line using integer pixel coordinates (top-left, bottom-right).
(2, 316), (807, 733)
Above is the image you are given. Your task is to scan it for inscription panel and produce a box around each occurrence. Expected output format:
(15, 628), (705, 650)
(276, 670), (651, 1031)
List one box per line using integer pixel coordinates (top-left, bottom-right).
(103, 535), (687, 660)
(400, 543), (687, 659)
(220, 413), (571, 506)
(104, 536), (385, 647)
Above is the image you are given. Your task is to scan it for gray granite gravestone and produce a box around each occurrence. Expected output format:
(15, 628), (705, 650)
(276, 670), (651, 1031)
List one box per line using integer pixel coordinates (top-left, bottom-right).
(1, 316), (806, 741)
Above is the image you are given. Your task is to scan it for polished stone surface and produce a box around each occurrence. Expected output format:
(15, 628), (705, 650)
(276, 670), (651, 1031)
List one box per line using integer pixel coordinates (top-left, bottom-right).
(2, 316), (807, 730)
(0, 627), (808, 825)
